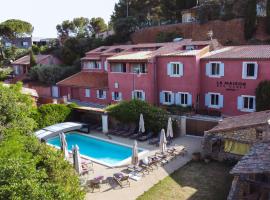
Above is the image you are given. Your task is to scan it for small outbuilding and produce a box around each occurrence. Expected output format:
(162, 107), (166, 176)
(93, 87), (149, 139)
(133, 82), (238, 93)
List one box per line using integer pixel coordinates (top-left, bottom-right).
(203, 110), (270, 161)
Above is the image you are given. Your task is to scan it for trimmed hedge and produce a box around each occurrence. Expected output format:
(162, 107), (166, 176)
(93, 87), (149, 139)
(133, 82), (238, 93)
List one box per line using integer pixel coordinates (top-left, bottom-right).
(33, 103), (77, 129)
(106, 100), (169, 133)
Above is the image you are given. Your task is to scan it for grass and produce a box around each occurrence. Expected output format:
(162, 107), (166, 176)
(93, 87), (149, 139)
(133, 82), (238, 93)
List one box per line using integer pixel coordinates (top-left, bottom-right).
(137, 161), (233, 200)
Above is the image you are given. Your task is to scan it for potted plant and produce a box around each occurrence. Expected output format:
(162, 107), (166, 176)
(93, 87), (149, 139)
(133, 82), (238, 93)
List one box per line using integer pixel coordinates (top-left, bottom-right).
(192, 152), (201, 161)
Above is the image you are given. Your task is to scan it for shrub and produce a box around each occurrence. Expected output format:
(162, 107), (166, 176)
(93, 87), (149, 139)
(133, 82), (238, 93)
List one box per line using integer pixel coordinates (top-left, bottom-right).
(34, 103), (76, 129)
(164, 105), (192, 115)
(256, 80), (270, 111)
(28, 64), (79, 85)
(0, 132), (85, 200)
(106, 100), (169, 133)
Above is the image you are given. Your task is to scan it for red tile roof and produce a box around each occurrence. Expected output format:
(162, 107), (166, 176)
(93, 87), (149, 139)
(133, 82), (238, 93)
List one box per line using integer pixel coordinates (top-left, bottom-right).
(57, 72), (108, 88)
(202, 45), (270, 60)
(207, 110), (270, 133)
(12, 55), (51, 65)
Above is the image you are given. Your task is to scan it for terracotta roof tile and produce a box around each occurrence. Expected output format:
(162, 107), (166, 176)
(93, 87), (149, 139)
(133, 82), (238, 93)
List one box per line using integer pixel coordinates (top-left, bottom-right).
(57, 72), (108, 88)
(12, 55), (51, 65)
(207, 110), (270, 133)
(202, 45), (270, 59)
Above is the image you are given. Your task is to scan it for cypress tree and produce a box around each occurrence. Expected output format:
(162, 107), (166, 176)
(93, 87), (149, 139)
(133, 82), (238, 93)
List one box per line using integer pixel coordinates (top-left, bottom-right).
(29, 49), (37, 67)
(244, 0), (257, 40)
(266, 0), (270, 34)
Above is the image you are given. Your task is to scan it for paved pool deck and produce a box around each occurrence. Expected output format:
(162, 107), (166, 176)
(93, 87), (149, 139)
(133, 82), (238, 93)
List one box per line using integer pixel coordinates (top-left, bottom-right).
(82, 133), (203, 200)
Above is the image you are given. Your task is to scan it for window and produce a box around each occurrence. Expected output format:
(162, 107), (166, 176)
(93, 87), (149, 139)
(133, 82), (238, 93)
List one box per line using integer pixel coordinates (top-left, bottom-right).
(167, 62), (183, 77)
(111, 63), (126, 73)
(132, 90), (145, 101)
(238, 95), (255, 112)
(205, 93), (223, 109)
(185, 45), (195, 50)
(96, 90), (106, 99)
(132, 63), (147, 74)
(175, 92), (192, 106)
(112, 92), (122, 101)
(206, 62), (224, 77)
(22, 41), (29, 47)
(242, 62), (258, 79)
(160, 91), (174, 105)
(85, 89), (90, 98)
(85, 61), (101, 69)
(5, 42), (12, 47)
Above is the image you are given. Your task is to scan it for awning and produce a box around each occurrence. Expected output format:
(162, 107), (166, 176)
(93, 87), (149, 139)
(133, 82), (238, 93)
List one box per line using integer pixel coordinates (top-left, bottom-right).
(34, 122), (87, 140)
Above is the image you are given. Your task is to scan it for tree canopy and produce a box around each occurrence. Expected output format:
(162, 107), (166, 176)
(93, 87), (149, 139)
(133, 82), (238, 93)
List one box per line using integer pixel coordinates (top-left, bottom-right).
(0, 19), (33, 38)
(256, 80), (270, 111)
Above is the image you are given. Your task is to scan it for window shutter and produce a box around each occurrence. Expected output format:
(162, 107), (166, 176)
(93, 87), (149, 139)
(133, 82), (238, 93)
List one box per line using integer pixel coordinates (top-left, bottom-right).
(219, 94), (224, 108)
(180, 63), (184, 76)
(160, 92), (164, 104)
(242, 63), (247, 79)
(132, 91), (135, 99)
(98, 62), (102, 69)
(254, 63), (258, 79)
(237, 96), (243, 110)
(253, 97), (256, 111)
(112, 92), (115, 100)
(220, 63), (225, 76)
(142, 91), (146, 101)
(175, 93), (180, 105)
(205, 93), (210, 106)
(167, 63), (172, 76)
(187, 93), (192, 106)
(103, 91), (107, 99)
(171, 93), (175, 105)
(85, 89), (90, 97)
(119, 92), (122, 101)
(206, 63), (210, 76)
(96, 90), (99, 98)
(104, 61), (108, 71)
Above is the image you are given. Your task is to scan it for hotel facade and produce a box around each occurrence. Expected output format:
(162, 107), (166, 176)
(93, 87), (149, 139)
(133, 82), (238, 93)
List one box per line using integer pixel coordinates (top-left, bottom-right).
(57, 39), (270, 116)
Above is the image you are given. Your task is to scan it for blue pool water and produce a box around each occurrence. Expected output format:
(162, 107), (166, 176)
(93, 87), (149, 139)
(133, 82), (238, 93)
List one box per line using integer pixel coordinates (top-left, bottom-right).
(47, 133), (142, 166)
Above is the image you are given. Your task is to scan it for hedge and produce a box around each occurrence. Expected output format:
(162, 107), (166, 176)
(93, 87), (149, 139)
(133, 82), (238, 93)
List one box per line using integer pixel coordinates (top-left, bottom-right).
(106, 100), (169, 134)
(33, 103), (77, 129)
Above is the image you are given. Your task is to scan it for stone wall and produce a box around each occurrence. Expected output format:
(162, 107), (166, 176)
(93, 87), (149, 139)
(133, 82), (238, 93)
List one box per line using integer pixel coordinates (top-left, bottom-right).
(131, 19), (246, 45)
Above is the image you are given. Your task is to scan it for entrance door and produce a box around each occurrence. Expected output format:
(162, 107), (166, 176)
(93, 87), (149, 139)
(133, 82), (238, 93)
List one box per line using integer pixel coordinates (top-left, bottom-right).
(71, 87), (80, 100)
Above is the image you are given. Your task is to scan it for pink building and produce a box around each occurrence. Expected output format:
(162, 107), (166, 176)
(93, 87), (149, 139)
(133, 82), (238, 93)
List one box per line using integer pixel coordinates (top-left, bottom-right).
(56, 40), (270, 116)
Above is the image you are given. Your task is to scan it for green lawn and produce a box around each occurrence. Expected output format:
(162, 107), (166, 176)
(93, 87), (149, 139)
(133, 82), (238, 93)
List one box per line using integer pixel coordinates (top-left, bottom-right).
(137, 161), (233, 200)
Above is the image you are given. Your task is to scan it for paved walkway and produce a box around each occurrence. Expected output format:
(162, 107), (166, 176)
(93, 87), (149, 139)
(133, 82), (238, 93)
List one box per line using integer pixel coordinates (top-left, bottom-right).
(83, 133), (203, 200)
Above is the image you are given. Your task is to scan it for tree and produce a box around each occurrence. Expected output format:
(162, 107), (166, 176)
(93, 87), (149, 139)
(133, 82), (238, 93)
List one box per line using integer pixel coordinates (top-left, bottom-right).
(266, 0), (270, 34)
(0, 19), (33, 66)
(89, 17), (108, 36)
(29, 49), (37, 67)
(0, 67), (12, 81)
(244, 0), (257, 40)
(256, 80), (270, 111)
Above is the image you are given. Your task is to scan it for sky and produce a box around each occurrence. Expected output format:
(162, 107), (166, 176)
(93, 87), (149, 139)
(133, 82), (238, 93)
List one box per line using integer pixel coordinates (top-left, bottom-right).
(0, 0), (119, 38)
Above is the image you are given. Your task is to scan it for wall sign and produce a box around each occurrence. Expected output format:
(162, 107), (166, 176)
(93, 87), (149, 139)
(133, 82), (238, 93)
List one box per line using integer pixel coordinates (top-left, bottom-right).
(216, 81), (246, 91)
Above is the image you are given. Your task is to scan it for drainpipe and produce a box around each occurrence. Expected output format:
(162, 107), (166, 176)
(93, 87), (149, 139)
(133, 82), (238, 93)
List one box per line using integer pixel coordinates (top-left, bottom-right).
(153, 58), (158, 106)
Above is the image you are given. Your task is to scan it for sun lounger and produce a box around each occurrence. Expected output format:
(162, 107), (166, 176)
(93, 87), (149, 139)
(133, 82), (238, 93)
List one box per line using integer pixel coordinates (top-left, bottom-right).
(88, 176), (104, 192)
(127, 165), (146, 176)
(108, 124), (123, 135)
(121, 126), (137, 137)
(115, 126), (130, 136)
(130, 132), (144, 139)
(113, 173), (130, 188)
(148, 137), (159, 145)
(138, 132), (154, 142)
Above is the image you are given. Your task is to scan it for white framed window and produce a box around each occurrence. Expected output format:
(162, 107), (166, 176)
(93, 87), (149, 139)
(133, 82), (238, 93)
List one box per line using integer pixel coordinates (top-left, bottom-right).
(206, 62), (224, 78)
(85, 89), (90, 98)
(175, 92), (192, 106)
(85, 61), (101, 69)
(132, 90), (145, 101)
(96, 89), (106, 99)
(160, 91), (174, 105)
(167, 62), (183, 77)
(5, 42), (12, 47)
(22, 41), (29, 47)
(237, 95), (256, 112)
(112, 92), (122, 101)
(131, 63), (147, 74)
(242, 62), (258, 79)
(185, 45), (195, 50)
(205, 92), (223, 109)
(111, 63), (126, 73)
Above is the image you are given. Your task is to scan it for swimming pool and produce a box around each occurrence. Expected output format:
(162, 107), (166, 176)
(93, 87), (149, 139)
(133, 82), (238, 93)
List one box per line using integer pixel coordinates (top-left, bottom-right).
(47, 132), (146, 167)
